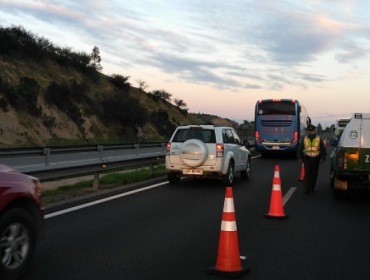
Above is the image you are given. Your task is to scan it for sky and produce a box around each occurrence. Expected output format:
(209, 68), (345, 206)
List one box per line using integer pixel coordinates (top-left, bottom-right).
(1, 0), (370, 128)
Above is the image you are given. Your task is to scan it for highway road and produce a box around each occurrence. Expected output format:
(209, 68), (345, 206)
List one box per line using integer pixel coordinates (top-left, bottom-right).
(24, 146), (370, 280)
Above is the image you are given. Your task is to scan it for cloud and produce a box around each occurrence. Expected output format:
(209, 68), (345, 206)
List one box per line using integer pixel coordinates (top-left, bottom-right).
(335, 44), (370, 63)
(253, 12), (344, 63)
(1, 0), (370, 96)
(244, 84), (262, 89)
(138, 52), (242, 89)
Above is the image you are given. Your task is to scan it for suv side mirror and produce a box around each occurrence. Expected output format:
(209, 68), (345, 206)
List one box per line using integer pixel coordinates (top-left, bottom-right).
(329, 139), (337, 147)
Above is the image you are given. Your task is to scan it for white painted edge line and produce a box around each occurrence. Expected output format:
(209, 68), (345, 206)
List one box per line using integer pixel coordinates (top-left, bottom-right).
(283, 187), (297, 205)
(45, 181), (168, 219)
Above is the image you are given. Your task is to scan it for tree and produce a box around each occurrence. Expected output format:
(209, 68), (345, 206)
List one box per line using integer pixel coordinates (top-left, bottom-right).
(160, 90), (172, 102)
(317, 123), (323, 134)
(174, 98), (187, 110)
(89, 46), (103, 71)
(136, 79), (149, 91)
(151, 89), (172, 102)
(110, 74), (131, 91)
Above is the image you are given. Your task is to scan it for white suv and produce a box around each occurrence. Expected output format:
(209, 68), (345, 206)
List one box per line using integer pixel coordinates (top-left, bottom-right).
(166, 125), (251, 185)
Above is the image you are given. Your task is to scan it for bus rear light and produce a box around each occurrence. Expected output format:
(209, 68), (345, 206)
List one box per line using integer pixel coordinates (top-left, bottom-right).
(216, 144), (224, 157)
(166, 143), (171, 156)
(255, 131), (262, 144)
(291, 131), (299, 144)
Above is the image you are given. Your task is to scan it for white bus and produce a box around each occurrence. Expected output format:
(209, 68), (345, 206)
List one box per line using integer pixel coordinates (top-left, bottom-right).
(335, 118), (350, 139)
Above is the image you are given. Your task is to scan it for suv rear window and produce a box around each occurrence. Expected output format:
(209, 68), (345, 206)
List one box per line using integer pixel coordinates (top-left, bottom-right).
(172, 128), (216, 143)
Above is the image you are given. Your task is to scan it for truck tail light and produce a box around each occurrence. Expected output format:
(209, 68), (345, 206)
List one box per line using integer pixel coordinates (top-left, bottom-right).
(338, 150), (344, 169)
(255, 131), (261, 144)
(216, 144), (224, 157)
(347, 153), (359, 160)
(291, 131), (298, 144)
(166, 143), (171, 156)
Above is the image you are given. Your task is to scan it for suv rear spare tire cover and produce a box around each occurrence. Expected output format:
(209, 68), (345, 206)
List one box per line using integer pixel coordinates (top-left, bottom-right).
(179, 139), (208, 167)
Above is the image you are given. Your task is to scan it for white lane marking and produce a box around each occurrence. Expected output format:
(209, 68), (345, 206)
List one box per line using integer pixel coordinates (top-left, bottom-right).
(283, 187), (297, 205)
(45, 181), (168, 219)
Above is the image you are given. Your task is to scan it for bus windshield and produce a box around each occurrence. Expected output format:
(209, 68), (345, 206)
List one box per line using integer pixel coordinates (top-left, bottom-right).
(257, 101), (296, 115)
(338, 120), (349, 127)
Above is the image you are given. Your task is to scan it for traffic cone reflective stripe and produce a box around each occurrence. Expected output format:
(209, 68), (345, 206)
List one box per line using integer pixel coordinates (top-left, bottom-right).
(299, 163), (305, 181)
(208, 187), (250, 277)
(265, 165), (289, 219)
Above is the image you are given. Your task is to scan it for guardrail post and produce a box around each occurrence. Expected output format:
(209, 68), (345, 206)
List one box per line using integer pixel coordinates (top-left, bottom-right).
(149, 163), (154, 177)
(161, 142), (166, 154)
(97, 145), (103, 160)
(134, 144), (139, 156)
(43, 148), (50, 166)
(93, 172), (99, 190)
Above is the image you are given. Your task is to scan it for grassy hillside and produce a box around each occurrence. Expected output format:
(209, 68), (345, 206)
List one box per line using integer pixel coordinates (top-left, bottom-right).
(0, 25), (253, 148)
(0, 56), (205, 148)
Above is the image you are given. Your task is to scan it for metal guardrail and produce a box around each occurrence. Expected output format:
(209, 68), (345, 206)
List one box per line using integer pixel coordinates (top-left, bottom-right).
(26, 155), (166, 181)
(0, 142), (167, 182)
(0, 142), (164, 157)
(0, 141), (257, 188)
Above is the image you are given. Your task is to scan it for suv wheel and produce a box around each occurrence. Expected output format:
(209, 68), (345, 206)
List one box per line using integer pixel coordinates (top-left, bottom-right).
(179, 139), (208, 167)
(167, 173), (181, 184)
(222, 162), (234, 186)
(240, 157), (251, 179)
(0, 209), (36, 280)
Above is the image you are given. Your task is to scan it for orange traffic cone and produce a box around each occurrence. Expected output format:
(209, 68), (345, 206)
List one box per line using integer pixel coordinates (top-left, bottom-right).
(207, 187), (250, 277)
(265, 165), (289, 219)
(298, 163), (305, 181)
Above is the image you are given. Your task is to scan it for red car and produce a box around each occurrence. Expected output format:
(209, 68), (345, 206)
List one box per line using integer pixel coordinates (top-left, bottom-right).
(0, 164), (44, 280)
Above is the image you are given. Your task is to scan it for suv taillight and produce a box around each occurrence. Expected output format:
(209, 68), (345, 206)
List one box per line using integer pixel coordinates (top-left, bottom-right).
(337, 150), (345, 169)
(255, 131), (261, 144)
(166, 143), (171, 156)
(216, 144), (224, 157)
(291, 131), (298, 144)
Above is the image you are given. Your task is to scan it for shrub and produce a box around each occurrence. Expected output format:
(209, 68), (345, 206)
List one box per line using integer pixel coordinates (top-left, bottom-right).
(42, 115), (55, 128)
(109, 74), (131, 91)
(45, 81), (84, 126)
(99, 91), (148, 128)
(2, 76), (41, 116)
(0, 97), (8, 112)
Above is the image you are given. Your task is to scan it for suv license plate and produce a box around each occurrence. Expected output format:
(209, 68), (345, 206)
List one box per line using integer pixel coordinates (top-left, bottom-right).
(184, 169), (203, 175)
(272, 146), (280, 150)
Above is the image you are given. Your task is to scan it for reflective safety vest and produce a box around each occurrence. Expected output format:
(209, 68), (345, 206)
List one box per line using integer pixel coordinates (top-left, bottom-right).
(303, 136), (321, 157)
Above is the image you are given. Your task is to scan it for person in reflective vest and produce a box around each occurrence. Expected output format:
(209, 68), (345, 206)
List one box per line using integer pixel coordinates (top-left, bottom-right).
(297, 124), (327, 193)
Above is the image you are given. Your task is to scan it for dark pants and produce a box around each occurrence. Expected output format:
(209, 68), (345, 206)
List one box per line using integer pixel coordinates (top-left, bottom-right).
(303, 156), (320, 191)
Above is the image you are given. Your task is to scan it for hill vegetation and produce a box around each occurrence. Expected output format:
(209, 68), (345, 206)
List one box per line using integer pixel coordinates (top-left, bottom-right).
(0, 25), (253, 148)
